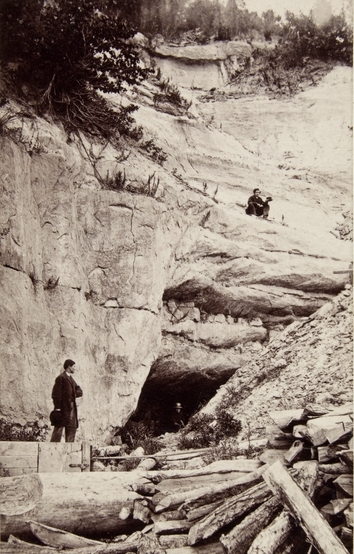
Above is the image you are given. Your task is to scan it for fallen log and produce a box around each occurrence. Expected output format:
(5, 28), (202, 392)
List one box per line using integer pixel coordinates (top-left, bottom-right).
(247, 510), (294, 554)
(155, 472), (249, 495)
(154, 520), (193, 535)
(187, 481), (271, 545)
(164, 543), (225, 554)
(184, 500), (224, 521)
(153, 466), (267, 513)
(133, 499), (151, 524)
(333, 474), (353, 497)
(28, 521), (104, 548)
(263, 460), (349, 554)
(247, 460), (320, 554)
(158, 534), (189, 548)
(318, 462), (350, 474)
(140, 459), (262, 482)
(220, 495), (281, 554)
(0, 472), (141, 539)
(0, 537), (138, 553)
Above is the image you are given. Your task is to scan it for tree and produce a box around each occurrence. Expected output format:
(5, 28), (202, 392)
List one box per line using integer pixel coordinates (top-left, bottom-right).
(0, 0), (148, 137)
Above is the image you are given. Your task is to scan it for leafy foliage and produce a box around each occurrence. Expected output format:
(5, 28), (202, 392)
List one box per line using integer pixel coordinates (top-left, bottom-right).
(278, 11), (353, 66)
(0, 418), (49, 441)
(121, 420), (163, 454)
(1, 0), (148, 138)
(177, 408), (242, 450)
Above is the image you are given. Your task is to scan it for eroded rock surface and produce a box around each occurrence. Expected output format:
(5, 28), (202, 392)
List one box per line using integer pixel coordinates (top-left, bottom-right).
(0, 46), (352, 441)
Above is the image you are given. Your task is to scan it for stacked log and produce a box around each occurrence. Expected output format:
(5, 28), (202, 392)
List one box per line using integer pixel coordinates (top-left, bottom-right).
(0, 403), (352, 553)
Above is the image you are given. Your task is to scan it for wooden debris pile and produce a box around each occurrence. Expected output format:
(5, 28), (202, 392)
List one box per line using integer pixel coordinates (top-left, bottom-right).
(0, 403), (352, 554)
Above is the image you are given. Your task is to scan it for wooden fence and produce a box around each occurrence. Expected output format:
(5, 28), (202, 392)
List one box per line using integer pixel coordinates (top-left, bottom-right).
(0, 441), (91, 475)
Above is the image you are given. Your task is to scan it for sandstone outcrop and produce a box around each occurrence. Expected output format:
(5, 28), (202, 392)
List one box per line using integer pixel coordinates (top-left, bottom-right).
(0, 45), (352, 441)
(203, 286), (353, 442)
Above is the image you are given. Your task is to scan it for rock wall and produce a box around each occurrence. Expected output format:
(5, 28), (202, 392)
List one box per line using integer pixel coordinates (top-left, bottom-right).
(0, 127), (172, 441)
(0, 50), (352, 442)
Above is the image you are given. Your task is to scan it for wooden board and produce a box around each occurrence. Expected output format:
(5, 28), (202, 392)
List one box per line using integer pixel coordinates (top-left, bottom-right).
(0, 443), (39, 477)
(38, 443), (82, 473)
(0, 443), (39, 456)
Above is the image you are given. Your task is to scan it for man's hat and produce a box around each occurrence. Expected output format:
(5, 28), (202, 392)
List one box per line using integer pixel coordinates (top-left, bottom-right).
(50, 410), (63, 426)
(175, 403), (182, 409)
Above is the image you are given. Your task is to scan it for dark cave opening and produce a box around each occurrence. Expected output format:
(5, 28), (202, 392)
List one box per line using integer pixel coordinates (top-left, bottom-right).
(128, 377), (222, 436)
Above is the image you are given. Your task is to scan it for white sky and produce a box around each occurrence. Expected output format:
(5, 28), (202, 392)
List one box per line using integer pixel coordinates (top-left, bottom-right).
(244, 0), (349, 17)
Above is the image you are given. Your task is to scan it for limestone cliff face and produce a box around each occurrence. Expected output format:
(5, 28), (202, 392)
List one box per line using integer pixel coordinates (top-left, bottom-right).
(0, 45), (352, 441)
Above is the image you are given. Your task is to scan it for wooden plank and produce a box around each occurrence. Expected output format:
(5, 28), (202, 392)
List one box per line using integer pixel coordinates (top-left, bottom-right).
(0, 456), (38, 469)
(154, 520), (193, 535)
(3, 467), (38, 477)
(156, 472), (249, 494)
(263, 460), (349, 554)
(66, 444), (83, 473)
(38, 444), (81, 473)
(81, 442), (91, 472)
(0, 442), (39, 457)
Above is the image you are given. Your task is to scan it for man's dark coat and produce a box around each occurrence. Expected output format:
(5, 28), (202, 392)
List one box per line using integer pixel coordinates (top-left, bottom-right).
(52, 372), (83, 428)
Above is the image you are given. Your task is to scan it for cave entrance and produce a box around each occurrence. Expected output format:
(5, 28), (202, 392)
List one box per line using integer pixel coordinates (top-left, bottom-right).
(128, 373), (228, 437)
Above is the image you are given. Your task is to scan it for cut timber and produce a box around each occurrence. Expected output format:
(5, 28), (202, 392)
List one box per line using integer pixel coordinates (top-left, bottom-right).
(307, 415), (353, 434)
(154, 520), (193, 535)
(339, 450), (353, 470)
(187, 481), (271, 545)
(325, 423), (353, 445)
(184, 500), (224, 521)
(1, 537), (138, 553)
(317, 444), (347, 463)
(266, 425), (294, 449)
(239, 460), (319, 554)
(318, 462), (350, 474)
(268, 409), (305, 429)
(0, 471), (141, 539)
(28, 521), (104, 548)
(164, 543), (225, 554)
(137, 458), (157, 471)
(283, 440), (304, 463)
(331, 499), (352, 515)
(141, 458), (262, 482)
(333, 474), (353, 497)
(155, 472), (249, 494)
(153, 466), (267, 513)
(259, 449), (287, 466)
(158, 534), (189, 548)
(131, 482), (156, 495)
(247, 510), (293, 554)
(133, 499), (151, 524)
(220, 495), (281, 554)
(263, 460), (349, 554)
(0, 474), (43, 516)
(344, 503), (353, 528)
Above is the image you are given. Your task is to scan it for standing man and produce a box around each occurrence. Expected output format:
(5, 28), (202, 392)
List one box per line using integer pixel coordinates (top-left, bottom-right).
(246, 188), (273, 219)
(50, 359), (83, 443)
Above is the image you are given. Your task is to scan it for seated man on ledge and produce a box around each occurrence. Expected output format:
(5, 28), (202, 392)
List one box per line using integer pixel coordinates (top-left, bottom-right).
(246, 188), (273, 219)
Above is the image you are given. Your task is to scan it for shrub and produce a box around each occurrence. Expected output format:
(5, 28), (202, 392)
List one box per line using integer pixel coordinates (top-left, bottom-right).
(177, 409), (242, 450)
(140, 138), (168, 165)
(154, 78), (191, 111)
(121, 420), (163, 455)
(0, 419), (49, 441)
(0, 0), (149, 138)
